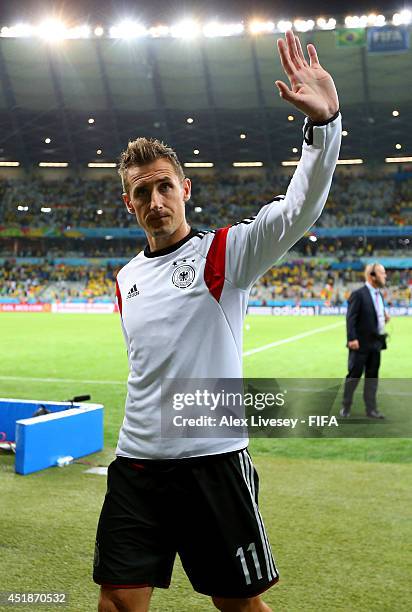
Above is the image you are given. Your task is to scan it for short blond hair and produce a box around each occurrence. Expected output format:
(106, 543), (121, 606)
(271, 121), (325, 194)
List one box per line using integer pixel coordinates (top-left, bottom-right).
(118, 137), (184, 194)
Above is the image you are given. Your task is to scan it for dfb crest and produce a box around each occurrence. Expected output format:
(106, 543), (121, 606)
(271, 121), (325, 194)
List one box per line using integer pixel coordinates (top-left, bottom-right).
(172, 264), (195, 289)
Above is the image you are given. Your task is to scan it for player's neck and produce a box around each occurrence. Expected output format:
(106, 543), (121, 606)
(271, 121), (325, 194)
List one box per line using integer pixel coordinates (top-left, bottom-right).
(146, 222), (191, 253)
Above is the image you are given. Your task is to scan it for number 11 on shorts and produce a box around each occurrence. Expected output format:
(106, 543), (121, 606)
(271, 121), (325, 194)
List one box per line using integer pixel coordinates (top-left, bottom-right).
(236, 542), (263, 585)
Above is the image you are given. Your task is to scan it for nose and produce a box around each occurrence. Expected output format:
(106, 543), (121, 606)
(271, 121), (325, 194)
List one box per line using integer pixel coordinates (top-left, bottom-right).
(150, 190), (163, 210)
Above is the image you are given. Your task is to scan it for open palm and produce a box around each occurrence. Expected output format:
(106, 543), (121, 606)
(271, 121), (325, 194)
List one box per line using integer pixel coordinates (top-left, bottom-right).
(276, 30), (339, 122)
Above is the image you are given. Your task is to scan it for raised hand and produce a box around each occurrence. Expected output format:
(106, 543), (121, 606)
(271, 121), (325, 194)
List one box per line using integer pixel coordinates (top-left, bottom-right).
(276, 30), (339, 122)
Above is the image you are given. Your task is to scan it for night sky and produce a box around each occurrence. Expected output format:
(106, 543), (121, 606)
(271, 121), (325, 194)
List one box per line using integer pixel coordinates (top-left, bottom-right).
(0, 0), (406, 24)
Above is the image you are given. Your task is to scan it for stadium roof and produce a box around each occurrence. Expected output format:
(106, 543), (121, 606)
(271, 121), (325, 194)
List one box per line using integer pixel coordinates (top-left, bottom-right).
(0, 26), (411, 169)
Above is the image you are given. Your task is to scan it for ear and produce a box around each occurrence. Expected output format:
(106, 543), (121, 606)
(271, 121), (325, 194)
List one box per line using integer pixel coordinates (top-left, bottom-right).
(122, 193), (135, 214)
(182, 177), (191, 202)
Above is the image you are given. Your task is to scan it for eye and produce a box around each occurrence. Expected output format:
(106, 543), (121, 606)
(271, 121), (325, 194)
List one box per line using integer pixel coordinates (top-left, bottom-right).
(133, 188), (147, 199)
(160, 182), (172, 191)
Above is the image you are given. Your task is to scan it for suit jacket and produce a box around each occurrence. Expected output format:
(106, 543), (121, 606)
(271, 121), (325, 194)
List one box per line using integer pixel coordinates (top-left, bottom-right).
(346, 285), (387, 352)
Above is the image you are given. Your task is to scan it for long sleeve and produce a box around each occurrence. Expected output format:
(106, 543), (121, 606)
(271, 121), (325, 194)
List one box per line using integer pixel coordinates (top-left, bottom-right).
(223, 112), (342, 290)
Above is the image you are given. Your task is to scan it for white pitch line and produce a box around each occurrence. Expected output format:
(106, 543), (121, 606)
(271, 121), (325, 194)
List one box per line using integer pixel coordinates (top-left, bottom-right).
(0, 375), (124, 385)
(0, 322), (344, 384)
(243, 321), (345, 357)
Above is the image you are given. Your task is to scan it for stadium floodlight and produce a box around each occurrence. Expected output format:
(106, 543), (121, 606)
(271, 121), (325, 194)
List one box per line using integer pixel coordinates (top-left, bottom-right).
(148, 25), (170, 38)
(96, 149), (102, 155)
(240, 133), (247, 139)
(109, 21), (147, 39)
(170, 19), (201, 39)
(249, 21), (275, 35)
(40, 207), (52, 213)
(68, 25), (91, 39)
(344, 15), (368, 28)
(94, 26), (104, 36)
(385, 156), (412, 163)
(184, 162), (214, 167)
(282, 161), (299, 166)
(97, 209), (103, 215)
(277, 20), (293, 33)
(193, 149), (200, 155)
(17, 205), (29, 211)
(194, 206), (202, 212)
(233, 162), (263, 167)
(203, 22), (244, 38)
(38, 162), (68, 167)
(44, 137), (51, 144)
(309, 235), (317, 242)
(88, 118), (95, 124)
(37, 19), (68, 41)
(373, 14), (386, 27)
(0, 161), (20, 166)
(336, 159), (363, 165)
(0, 25), (34, 37)
(316, 17), (336, 30)
(342, 130), (348, 136)
(88, 162), (117, 168)
(292, 147), (298, 153)
(393, 9), (412, 25)
(294, 19), (315, 32)
(395, 144), (402, 150)
(288, 115), (295, 121)
(392, 110), (400, 117)
(186, 117), (194, 124)
(4, 23), (34, 37)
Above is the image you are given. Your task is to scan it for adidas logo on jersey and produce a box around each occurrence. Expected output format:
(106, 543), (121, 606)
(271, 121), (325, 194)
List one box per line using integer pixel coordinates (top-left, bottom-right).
(126, 284), (140, 299)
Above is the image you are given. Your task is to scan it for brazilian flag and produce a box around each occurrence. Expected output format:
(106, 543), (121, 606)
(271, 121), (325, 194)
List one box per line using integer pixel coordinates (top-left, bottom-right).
(336, 28), (366, 47)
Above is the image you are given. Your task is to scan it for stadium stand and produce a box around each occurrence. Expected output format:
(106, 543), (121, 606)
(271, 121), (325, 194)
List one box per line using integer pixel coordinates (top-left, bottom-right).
(0, 21), (410, 312)
(0, 167), (411, 307)
(1, 257), (410, 306)
(1, 173), (412, 229)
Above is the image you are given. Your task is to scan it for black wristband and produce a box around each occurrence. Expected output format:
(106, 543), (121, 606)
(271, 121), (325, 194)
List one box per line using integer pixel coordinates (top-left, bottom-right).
(308, 109), (340, 126)
(303, 109), (340, 145)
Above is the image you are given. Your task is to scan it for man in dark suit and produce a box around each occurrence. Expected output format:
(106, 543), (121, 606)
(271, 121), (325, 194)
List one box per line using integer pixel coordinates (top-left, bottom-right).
(341, 263), (390, 418)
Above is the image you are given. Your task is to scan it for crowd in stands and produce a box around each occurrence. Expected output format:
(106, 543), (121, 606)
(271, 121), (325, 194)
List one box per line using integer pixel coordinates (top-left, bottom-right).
(0, 261), (119, 302)
(1, 260), (410, 305)
(302, 237), (411, 258)
(1, 171), (412, 230)
(1, 169), (410, 304)
(250, 264), (411, 306)
(0, 238), (140, 259)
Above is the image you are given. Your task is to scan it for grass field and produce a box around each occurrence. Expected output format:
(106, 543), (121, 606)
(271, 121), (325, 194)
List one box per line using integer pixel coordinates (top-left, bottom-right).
(0, 313), (411, 611)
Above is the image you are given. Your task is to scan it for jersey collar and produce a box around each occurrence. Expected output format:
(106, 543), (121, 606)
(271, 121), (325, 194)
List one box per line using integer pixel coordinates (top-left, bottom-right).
(143, 227), (197, 258)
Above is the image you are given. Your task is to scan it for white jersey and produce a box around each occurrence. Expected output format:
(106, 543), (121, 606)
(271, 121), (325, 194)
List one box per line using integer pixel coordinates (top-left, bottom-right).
(115, 113), (342, 459)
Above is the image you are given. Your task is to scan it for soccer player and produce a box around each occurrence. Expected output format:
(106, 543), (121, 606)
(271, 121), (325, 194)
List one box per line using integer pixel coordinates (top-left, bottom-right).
(93, 31), (341, 612)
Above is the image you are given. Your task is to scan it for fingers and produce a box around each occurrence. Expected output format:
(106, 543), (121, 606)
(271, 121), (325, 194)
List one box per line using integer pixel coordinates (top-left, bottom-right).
(277, 38), (295, 78)
(307, 43), (320, 67)
(286, 30), (302, 70)
(295, 36), (309, 67)
(277, 31), (307, 81)
(275, 80), (299, 103)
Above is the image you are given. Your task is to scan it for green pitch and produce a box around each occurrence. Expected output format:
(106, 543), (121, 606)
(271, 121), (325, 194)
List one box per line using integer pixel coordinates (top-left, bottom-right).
(0, 313), (411, 611)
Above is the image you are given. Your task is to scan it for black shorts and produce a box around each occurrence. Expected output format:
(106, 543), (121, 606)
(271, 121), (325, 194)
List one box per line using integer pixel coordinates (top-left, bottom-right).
(93, 448), (279, 599)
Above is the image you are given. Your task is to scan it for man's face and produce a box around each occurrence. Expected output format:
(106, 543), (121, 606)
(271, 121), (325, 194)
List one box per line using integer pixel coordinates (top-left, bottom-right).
(372, 265), (387, 288)
(122, 159), (191, 239)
